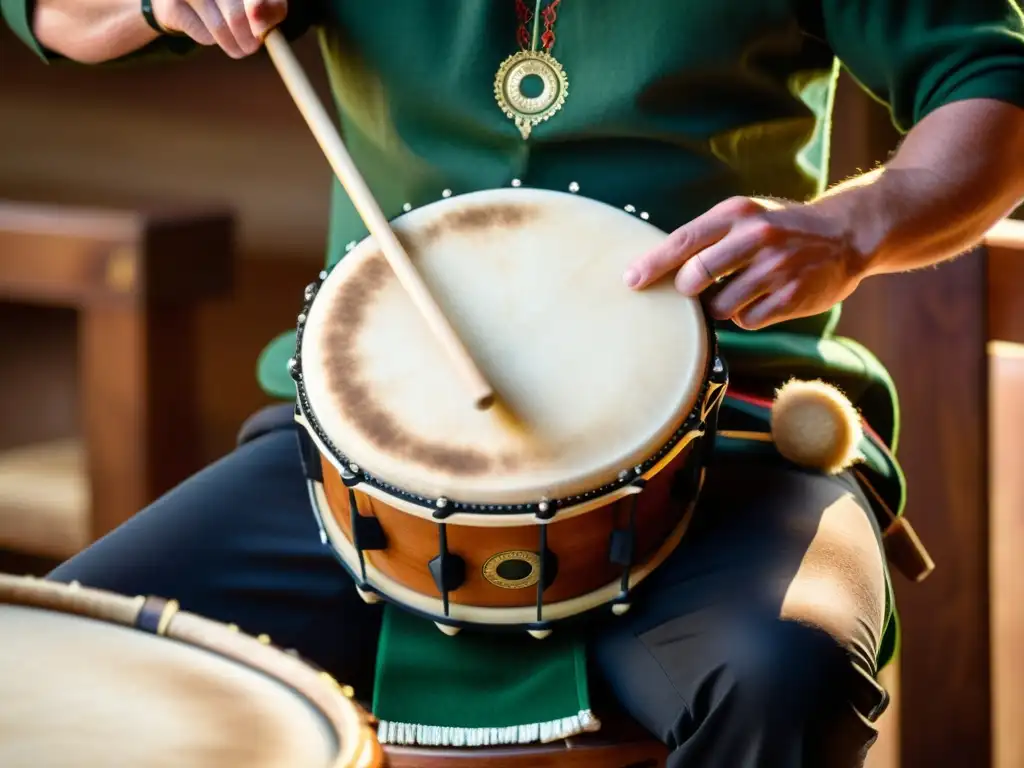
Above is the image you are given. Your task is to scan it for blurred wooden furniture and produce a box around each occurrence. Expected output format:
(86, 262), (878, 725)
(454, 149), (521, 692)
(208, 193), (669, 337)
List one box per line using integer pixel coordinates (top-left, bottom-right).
(866, 661), (899, 768)
(0, 201), (234, 559)
(986, 219), (1024, 768)
(837, 217), (1024, 768)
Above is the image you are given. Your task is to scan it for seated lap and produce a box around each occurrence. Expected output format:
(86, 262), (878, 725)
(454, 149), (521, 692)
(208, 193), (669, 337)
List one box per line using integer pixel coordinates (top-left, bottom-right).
(48, 418), (889, 766)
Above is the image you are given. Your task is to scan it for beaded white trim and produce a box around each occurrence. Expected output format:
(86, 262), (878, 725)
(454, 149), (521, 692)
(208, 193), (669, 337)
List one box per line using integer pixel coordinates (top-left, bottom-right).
(376, 708), (601, 747)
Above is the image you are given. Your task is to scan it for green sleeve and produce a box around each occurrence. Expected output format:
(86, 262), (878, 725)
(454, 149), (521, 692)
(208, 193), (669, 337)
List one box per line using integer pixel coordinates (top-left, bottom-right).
(2, 0), (47, 58)
(1, 0), (318, 64)
(813, 0), (1024, 131)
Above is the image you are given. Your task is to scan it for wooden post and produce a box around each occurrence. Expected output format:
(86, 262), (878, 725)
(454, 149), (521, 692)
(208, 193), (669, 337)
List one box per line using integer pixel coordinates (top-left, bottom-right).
(0, 202), (234, 551)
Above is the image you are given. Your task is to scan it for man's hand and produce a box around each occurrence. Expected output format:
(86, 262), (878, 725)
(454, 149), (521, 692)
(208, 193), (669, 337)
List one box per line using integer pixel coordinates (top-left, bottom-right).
(151, 0), (286, 58)
(622, 196), (869, 331)
(623, 100), (1024, 331)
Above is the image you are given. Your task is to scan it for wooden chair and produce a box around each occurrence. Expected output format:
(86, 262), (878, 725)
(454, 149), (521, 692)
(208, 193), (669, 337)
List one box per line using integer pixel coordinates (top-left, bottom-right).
(0, 200), (234, 560)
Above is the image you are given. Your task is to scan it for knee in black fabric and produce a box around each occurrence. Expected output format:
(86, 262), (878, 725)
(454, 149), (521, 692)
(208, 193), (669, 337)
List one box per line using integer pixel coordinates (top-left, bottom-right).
(718, 615), (890, 747)
(236, 403), (297, 446)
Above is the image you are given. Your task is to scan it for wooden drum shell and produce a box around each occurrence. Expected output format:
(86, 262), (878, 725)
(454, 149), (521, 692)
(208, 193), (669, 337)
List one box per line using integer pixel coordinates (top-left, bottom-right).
(319, 441), (699, 610)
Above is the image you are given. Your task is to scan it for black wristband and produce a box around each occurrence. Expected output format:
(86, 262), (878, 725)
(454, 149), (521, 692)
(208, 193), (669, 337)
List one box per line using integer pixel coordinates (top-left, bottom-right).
(141, 0), (166, 34)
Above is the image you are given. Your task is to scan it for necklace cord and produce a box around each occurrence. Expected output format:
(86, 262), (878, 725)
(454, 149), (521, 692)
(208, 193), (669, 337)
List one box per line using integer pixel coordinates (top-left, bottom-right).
(515, 0), (561, 52)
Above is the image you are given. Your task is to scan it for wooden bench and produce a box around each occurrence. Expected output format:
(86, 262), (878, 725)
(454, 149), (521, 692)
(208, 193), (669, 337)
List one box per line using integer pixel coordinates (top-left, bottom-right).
(0, 201), (234, 559)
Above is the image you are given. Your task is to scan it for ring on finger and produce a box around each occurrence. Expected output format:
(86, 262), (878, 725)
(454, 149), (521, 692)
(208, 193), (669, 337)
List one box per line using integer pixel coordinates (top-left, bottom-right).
(695, 253), (723, 284)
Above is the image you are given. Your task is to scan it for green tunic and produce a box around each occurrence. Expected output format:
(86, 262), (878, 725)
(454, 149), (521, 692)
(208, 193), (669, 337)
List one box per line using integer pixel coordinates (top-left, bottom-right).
(7, 0), (1024, 672)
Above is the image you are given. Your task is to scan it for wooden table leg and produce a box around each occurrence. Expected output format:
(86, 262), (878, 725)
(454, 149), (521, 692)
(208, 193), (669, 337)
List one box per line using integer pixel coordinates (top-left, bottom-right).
(79, 304), (201, 540)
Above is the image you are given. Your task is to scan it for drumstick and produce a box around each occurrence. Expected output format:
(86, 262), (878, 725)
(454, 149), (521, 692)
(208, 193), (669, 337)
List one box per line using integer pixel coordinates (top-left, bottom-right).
(263, 29), (496, 411)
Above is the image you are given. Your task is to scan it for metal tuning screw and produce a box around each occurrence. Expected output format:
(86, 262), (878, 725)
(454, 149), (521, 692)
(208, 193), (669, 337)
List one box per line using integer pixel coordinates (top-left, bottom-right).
(303, 282), (317, 301)
(435, 497), (449, 510)
(287, 357), (300, 381)
(340, 464), (360, 487)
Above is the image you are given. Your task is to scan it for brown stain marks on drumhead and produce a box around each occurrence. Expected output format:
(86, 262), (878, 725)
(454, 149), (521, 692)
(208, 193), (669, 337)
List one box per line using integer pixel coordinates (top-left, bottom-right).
(412, 201), (537, 248)
(130, 657), (290, 766)
(320, 252), (495, 475)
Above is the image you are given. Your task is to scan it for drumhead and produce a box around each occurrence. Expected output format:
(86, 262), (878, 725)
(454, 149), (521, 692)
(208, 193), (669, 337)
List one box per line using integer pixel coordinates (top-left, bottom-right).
(299, 187), (709, 505)
(0, 577), (372, 768)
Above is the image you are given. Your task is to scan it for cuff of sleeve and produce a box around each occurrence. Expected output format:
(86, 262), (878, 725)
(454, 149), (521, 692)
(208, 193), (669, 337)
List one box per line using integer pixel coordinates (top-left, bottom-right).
(2, 0), (51, 62)
(917, 67), (1024, 127)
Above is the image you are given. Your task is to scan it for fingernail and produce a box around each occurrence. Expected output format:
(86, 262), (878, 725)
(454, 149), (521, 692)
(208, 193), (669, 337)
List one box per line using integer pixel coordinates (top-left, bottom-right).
(623, 268), (641, 288)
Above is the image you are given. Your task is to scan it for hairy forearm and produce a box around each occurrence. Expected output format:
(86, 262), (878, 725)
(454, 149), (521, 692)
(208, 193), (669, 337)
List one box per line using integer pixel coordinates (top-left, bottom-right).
(813, 98), (1024, 276)
(34, 0), (159, 62)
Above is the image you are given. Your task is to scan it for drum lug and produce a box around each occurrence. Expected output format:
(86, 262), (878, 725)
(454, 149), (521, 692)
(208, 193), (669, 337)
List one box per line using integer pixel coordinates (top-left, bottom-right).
(435, 622), (461, 636)
(356, 586), (381, 604)
(527, 628), (552, 640)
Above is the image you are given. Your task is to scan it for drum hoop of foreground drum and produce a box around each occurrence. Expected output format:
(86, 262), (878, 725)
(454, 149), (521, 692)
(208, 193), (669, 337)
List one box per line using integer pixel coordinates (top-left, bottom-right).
(290, 186), (729, 638)
(0, 574), (383, 768)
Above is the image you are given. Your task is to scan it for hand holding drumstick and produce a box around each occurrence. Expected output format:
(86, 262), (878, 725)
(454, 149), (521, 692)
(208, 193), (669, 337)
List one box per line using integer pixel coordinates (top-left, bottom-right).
(262, 29), (497, 411)
(140, 0), (496, 411)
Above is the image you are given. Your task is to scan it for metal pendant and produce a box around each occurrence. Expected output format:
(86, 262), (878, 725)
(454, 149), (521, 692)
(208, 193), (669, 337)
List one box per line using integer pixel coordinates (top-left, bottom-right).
(494, 49), (569, 140)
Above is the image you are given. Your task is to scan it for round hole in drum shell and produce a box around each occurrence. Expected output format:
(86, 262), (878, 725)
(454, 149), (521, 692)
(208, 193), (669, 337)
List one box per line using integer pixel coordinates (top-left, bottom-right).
(496, 559), (533, 582)
(482, 550), (541, 589)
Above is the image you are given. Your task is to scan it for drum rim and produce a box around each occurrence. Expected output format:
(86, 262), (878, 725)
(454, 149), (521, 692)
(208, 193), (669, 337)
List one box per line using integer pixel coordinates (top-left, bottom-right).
(289, 187), (725, 519)
(0, 574), (380, 768)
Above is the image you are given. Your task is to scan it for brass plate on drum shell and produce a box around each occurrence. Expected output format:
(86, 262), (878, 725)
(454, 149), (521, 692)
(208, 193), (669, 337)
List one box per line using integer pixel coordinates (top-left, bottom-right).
(482, 550), (541, 590)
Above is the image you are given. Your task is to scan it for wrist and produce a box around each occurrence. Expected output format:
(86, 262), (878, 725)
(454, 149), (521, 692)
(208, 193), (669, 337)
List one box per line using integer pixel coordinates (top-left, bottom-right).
(140, 0), (168, 33)
(33, 0), (163, 62)
(808, 172), (905, 279)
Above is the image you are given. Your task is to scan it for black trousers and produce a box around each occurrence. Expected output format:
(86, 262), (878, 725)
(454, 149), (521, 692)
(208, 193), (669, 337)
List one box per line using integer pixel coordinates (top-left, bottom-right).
(49, 408), (890, 767)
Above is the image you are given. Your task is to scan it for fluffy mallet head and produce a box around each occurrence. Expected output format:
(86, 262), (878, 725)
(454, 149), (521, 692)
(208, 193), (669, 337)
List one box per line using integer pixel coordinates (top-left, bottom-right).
(770, 379), (862, 475)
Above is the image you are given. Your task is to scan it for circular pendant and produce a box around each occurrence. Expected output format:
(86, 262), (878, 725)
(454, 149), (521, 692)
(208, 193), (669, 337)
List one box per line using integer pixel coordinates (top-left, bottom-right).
(494, 49), (569, 140)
